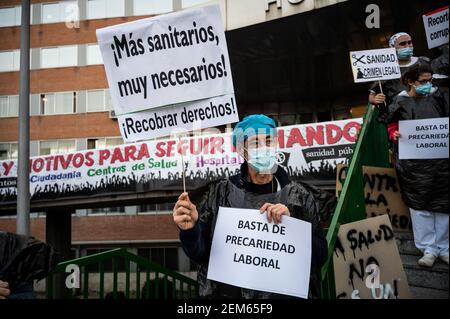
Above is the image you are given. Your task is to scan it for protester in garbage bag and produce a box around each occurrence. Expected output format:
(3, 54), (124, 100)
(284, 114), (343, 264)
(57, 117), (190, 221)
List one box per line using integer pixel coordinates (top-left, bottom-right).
(431, 44), (449, 89)
(173, 114), (336, 299)
(0, 231), (57, 299)
(368, 32), (431, 123)
(387, 63), (449, 268)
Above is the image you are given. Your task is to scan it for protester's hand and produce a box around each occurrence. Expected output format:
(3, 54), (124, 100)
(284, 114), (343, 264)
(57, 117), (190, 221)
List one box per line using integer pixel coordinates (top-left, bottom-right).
(173, 192), (198, 230)
(393, 131), (401, 141)
(0, 280), (10, 299)
(374, 93), (386, 105)
(260, 203), (290, 224)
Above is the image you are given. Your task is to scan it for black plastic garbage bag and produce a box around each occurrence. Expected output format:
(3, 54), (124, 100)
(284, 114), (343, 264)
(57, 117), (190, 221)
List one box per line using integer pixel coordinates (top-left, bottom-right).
(0, 231), (57, 294)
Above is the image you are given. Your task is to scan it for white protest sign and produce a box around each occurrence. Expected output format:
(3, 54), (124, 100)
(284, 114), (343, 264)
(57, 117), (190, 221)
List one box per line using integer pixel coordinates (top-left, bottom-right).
(96, 5), (238, 141)
(118, 93), (237, 142)
(399, 117), (449, 160)
(422, 6), (449, 49)
(350, 48), (401, 83)
(207, 207), (312, 299)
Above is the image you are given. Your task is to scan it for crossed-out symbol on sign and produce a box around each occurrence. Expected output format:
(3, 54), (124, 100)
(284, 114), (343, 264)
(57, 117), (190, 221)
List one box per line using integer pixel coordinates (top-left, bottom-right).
(352, 54), (366, 66)
(276, 152), (285, 164)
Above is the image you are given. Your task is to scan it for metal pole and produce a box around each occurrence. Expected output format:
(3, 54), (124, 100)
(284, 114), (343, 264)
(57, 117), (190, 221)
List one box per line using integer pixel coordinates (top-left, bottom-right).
(16, 0), (31, 236)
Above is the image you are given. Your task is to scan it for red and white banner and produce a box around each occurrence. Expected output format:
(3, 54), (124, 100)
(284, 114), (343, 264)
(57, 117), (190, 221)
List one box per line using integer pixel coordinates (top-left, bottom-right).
(0, 118), (362, 203)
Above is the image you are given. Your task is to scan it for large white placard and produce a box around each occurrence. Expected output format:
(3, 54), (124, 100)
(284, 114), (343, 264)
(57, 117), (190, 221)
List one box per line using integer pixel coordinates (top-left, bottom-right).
(97, 5), (238, 141)
(207, 207), (312, 298)
(422, 6), (449, 49)
(350, 48), (401, 83)
(97, 5), (234, 115)
(399, 117), (449, 160)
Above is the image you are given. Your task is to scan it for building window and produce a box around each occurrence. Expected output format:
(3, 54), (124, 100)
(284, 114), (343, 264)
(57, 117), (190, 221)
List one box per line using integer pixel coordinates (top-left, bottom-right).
(0, 95), (19, 117)
(278, 114), (300, 126)
(182, 0), (210, 8)
(137, 202), (175, 215)
(40, 139), (76, 155)
(0, 6), (21, 27)
(59, 45), (78, 67)
(40, 92), (75, 115)
(0, 143), (18, 160)
(0, 215), (16, 219)
(333, 107), (351, 121)
(41, 45), (77, 69)
(317, 111), (332, 122)
(42, 1), (77, 24)
(137, 203), (157, 214)
(40, 47), (58, 68)
(133, 0), (172, 15)
(86, 206), (126, 215)
(87, 137), (123, 150)
(42, 3), (60, 23)
(87, 0), (125, 20)
(299, 113), (314, 124)
(0, 50), (20, 72)
(86, 44), (103, 65)
(86, 89), (112, 112)
(30, 212), (46, 219)
(105, 90), (112, 110)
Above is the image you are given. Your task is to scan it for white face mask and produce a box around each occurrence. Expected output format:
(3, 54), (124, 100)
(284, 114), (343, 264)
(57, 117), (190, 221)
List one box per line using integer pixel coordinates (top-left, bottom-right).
(247, 146), (277, 174)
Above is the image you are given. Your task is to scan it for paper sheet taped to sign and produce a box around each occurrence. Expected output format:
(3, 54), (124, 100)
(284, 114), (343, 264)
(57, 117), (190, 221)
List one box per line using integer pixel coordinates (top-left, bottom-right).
(350, 48), (401, 83)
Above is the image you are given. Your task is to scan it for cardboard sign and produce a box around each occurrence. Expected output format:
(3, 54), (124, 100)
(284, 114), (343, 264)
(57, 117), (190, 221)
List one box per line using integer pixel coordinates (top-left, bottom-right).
(398, 117), (449, 160)
(96, 5), (238, 141)
(335, 163), (347, 197)
(333, 215), (412, 299)
(207, 207), (312, 299)
(363, 166), (411, 232)
(350, 48), (401, 83)
(422, 6), (449, 49)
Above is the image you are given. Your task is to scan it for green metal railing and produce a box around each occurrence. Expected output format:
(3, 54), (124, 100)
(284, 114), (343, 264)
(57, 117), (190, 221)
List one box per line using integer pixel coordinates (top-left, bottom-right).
(319, 105), (390, 299)
(47, 248), (198, 299)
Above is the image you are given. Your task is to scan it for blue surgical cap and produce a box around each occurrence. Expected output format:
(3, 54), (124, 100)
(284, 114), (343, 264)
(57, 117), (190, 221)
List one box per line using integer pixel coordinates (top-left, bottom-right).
(232, 114), (277, 147)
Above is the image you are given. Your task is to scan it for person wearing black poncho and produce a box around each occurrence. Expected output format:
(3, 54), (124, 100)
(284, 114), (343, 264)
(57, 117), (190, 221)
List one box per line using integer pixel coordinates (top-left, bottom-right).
(172, 114), (336, 299)
(0, 232), (56, 299)
(368, 32), (431, 123)
(387, 63), (449, 268)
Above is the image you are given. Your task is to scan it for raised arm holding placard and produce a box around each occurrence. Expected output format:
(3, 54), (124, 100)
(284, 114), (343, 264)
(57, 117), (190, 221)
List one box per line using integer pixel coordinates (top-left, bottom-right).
(387, 63), (449, 268)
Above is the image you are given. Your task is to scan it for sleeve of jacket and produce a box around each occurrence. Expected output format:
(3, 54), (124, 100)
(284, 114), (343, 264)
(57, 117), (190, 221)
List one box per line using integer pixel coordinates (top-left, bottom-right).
(287, 186), (329, 270)
(387, 95), (408, 123)
(298, 181), (337, 223)
(179, 182), (218, 264)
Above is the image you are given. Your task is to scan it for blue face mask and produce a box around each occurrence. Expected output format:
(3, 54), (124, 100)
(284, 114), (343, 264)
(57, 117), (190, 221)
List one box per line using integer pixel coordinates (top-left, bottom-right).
(247, 146), (277, 173)
(397, 47), (414, 60)
(414, 82), (433, 95)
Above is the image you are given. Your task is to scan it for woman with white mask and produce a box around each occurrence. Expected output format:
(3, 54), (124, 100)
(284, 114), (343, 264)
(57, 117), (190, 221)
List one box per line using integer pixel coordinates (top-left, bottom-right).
(387, 63), (449, 268)
(368, 32), (431, 121)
